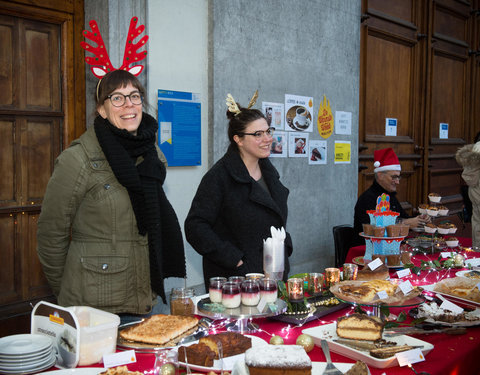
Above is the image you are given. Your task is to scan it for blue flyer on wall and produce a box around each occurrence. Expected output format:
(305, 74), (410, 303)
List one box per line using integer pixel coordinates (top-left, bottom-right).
(157, 89), (201, 166)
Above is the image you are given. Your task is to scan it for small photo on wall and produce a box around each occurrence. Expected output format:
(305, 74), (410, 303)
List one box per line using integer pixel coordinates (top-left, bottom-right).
(288, 132), (309, 157)
(262, 102), (284, 130)
(308, 140), (327, 165)
(270, 131), (288, 158)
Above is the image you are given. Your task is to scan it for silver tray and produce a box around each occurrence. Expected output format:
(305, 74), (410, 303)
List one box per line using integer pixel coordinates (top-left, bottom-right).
(196, 297), (287, 320)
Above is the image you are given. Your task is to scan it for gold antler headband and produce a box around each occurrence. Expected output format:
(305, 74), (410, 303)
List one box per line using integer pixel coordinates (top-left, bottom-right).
(226, 90), (259, 115)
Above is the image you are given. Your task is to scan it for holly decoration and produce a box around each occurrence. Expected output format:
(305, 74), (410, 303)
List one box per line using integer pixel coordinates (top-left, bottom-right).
(296, 334), (314, 352)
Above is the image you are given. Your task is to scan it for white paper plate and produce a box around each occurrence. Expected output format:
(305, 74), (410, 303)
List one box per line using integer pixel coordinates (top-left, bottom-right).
(174, 335), (267, 373)
(0, 348), (53, 364)
(0, 334), (53, 356)
(302, 323), (433, 369)
(422, 284), (480, 307)
(40, 369), (106, 375)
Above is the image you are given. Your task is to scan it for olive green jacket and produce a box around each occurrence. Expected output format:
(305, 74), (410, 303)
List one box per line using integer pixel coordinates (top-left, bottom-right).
(37, 126), (167, 314)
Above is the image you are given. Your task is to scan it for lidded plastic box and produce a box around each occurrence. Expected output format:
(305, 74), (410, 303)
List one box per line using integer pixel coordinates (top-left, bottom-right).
(67, 306), (120, 366)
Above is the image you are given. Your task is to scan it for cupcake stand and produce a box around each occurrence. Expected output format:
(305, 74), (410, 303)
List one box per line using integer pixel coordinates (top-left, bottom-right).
(196, 297), (287, 333)
(360, 193), (408, 267)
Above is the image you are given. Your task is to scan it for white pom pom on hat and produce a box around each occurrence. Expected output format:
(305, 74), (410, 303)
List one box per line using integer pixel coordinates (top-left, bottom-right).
(373, 148), (401, 173)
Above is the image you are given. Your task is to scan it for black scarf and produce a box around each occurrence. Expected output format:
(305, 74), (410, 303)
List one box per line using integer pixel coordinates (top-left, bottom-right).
(94, 113), (186, 303)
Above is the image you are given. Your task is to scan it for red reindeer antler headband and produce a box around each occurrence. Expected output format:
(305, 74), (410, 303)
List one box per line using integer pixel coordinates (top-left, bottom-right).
(81, 16), (149, 79)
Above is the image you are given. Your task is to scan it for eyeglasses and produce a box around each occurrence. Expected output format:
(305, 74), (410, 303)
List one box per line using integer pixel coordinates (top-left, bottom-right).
(107, 92), (143, 107)
(239, 127), (275, 139)
(389, 174), (402, 181)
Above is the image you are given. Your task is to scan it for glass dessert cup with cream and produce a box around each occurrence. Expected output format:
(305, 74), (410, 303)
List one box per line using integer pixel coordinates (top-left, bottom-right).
(241, 280), (260, 306)
(222, 281), (241, 309)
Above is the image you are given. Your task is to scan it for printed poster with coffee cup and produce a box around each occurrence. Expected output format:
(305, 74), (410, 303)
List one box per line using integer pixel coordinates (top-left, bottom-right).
(285, 94), (314, 132)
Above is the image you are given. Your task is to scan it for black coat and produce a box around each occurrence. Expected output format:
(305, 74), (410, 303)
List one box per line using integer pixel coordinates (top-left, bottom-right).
(185, 146), (292, 288)
(352, 180), (409, 246)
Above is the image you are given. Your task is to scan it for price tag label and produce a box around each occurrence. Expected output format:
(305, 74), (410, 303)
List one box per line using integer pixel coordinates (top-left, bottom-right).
(440, 299), (464, 314)
(257, 296), (268, 313)
(376, 290), (389, 299)
(395, 348), (425, 366)
(398, 280), (413, 295)
(441, 252), (452, 259)
(368, 258), (383, 270)
(397, 268), (411, 278)
(103, 350), (136, 368)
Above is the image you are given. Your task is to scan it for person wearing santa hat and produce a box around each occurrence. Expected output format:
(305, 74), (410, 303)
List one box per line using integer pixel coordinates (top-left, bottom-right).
(351, 147), (430, 246)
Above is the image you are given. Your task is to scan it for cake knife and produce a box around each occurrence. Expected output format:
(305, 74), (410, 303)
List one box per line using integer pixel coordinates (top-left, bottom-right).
(384, 326), (466, 337)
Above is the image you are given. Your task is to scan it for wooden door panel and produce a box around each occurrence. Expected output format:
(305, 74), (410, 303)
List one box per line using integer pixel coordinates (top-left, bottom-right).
(0, 214), (21, 305)
(366, 0), (414, 21)
(0, 119), (15, 204)
(0, 17), (14, 107)
(23, 20), (60, 110)
(25, 119), (60, 202)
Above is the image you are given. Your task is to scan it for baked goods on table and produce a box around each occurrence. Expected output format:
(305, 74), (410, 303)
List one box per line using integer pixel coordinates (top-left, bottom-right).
(199, 332), (252, 359)
(336, 313), (384, 341)
(417, 302), (480, 324)
(434, 277), (480, 303)
(330, 279), (422, 304)
(178, 342), (215, 367)
(344, 361), (369, 375)
(244, 344), (312, 374)
(356, 264), (389, 281)
(99, 366), (143, 375)
(119, 314), (198, 346)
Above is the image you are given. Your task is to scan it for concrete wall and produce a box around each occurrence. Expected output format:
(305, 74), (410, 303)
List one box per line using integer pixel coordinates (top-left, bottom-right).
(84, 0), (361, 295)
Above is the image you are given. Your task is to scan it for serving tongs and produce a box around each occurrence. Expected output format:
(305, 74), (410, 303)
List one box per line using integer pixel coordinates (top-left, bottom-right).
(177, 317), (213, 345)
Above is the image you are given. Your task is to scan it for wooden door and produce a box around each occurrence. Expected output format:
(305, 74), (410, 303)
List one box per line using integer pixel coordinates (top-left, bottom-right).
(360, 0), (478, 231)
(0, 0), (85, 336)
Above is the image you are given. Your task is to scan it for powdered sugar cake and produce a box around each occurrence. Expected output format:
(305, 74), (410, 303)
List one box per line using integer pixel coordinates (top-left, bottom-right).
(119, 314), (198, 345)
(245, 344), (312, 374)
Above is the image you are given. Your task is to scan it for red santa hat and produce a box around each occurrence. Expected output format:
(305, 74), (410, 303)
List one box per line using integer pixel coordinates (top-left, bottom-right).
(373, 148), (401, 173)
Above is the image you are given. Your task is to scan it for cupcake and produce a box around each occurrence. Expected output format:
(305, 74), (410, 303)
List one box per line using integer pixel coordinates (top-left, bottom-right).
(438, 205), (449, 216)
(398, 223), (409, 236)
(446, 236), (459, 248)
(437, 224), (450, 235)
(373, 226), (385, 237)
(363, 223), (374, 236)
(427, 206), (439, 217)
(428, 193), (441, 203)
(418, 203), (429, 215)
(386, 254), (401, 267)
(386, 224), (401, 237)
(424, 223), (437, 234)
(371, 254), (386, 264)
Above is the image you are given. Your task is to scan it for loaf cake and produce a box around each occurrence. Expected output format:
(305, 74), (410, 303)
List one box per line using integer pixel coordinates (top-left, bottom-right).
(178, 342), (215, 367)
(199, 332), (251, 359)
(336, 313), (384, 341)
(245, 345), (312, 375)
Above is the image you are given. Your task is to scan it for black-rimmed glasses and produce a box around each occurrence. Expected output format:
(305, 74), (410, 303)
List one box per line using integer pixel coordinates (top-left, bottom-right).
(107, 92), (143, 107)
(239, 127), (275, 139)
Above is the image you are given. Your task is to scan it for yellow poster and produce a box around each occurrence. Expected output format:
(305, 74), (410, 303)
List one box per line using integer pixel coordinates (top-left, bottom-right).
(317, 95), (334, 139)
(334, 141), (351, 164)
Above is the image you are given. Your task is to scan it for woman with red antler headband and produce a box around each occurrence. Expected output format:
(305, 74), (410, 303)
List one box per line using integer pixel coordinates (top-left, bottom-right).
(37, 18), (186, 322)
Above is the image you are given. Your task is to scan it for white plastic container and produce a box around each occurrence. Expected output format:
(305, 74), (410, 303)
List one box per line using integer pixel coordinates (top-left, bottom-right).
(67, 306), (120, 366)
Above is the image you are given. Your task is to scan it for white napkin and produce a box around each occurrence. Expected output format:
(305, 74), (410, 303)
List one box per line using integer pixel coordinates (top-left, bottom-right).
(263, 226), (286, 279)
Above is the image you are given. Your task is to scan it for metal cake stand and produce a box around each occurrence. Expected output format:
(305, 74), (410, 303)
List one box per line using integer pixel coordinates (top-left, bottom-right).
(196, 297), (287, 333)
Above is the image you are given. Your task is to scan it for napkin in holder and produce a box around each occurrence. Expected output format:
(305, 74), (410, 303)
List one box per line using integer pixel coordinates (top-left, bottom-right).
(263, 226), (286, 280)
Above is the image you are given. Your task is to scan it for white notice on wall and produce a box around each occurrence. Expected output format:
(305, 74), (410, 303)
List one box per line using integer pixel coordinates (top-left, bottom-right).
(335, 111), (352, 135)
(439, 123), (449, 139)
(385, 118), (397, 136)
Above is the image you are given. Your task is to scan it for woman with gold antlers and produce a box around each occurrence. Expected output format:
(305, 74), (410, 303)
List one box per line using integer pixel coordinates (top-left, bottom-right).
(185, 92), (293, 288)
(37, 18), (185, 321)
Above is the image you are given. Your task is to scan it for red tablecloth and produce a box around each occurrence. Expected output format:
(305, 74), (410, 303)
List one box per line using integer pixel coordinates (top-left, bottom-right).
(60, 240), (480, 375)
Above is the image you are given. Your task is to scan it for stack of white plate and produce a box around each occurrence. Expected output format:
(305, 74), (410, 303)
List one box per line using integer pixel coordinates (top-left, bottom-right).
(0, 334), (56, 374)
